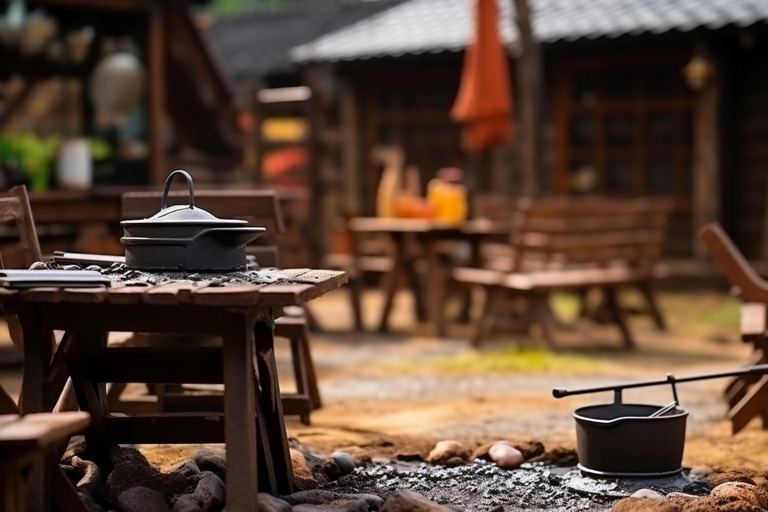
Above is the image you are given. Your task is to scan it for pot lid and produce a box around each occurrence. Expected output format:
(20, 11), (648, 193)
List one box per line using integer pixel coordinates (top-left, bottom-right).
(121, 170), (247, 226)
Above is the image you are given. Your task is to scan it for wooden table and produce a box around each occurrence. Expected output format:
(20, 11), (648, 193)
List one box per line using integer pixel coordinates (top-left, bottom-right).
(2, 268), (346, 512)
(349, 218), (507, 337)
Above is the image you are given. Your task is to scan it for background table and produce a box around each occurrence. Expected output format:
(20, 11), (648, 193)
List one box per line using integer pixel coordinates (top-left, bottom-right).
(2, 268), (346, 512)
(349, 218), (507, 336)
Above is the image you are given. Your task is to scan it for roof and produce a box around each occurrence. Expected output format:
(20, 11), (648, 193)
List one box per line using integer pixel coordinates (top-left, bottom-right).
(207, 0), (404, 85)
(291, 0), (768, 63)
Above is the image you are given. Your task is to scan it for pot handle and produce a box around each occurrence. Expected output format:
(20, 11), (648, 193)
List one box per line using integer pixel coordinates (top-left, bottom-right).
(161, 170), (195, 210)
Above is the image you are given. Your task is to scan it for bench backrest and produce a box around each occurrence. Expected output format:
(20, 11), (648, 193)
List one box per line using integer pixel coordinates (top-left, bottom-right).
(0, 186), (43, 269)
(511, 198), (673, 272)
(121, 189), (285, 267)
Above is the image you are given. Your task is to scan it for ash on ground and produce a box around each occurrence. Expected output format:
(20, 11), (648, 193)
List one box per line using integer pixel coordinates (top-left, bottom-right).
(322, 461), (709, 512)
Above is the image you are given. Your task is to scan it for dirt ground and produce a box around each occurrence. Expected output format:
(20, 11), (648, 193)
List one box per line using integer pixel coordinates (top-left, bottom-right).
(3, 285), (768, 476)
(284, 287), (768, 475)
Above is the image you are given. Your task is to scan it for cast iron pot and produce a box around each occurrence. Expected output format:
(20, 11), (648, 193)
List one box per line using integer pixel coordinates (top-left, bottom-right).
(121, 170), (265, 271)
(573, 400), (688, 477)
(555, 365), (768, 478)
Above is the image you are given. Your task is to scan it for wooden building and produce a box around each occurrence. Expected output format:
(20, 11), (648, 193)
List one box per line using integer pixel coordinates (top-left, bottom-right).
(0, 0), (239, 186)
(211, 0), (768, 259)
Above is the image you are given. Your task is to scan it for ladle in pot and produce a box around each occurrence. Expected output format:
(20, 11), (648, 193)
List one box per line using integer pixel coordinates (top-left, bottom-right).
(648, 401), (677, 418)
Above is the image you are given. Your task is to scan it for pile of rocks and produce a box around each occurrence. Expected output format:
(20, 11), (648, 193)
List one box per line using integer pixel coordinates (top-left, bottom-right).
(60, 437), (458, 512)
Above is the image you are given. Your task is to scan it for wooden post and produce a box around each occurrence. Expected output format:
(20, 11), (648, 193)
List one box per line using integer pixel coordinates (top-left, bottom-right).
(514, 0), (541, 198)
(339, 77), (360, 216)
(690, 41), (721, 260)
(146, 6), (168, 185)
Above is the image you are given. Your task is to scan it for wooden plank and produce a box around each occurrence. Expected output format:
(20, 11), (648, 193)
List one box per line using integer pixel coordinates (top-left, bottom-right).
(59, 287), (108, 304)
(258, 284), (315, 307)
(191, 284), (262, 307)
(143, 282), (199, 305)
(105, 413), (225, 444)
(504, 267), (655, 291)
(0, 413), (90, 449)
(85, 347), (222, 384)
(730, 374), (768, 434)
(104, 282), (151, 305)
(17, 288), (62, 303)
(741, 303), (767, 337)
(289, 270), (348, 297)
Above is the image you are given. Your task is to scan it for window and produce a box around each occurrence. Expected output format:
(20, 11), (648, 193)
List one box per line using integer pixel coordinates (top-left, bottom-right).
(553, 55), (694, 209)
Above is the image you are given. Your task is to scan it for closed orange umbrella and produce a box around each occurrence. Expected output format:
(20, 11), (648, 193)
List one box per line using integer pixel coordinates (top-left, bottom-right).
(451, 0), (514, 151)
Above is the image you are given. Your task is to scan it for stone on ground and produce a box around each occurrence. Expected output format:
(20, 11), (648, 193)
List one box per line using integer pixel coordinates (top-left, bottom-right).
(193, 450), (227, 482)
(380, 490), (455, 511)
(257, 493), (292, 512)
(427, 441), (469, 466)
(710, 481), (768, 508)
(291, 449), (314, 480)
(117, 487), (172, 512)
(331, 451), (356, 475)
(172, 472), (225, 512)
(488, 443), (524, 469)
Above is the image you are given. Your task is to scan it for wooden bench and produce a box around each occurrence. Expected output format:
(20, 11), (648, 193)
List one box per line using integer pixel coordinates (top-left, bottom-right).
(0, 411), (91, 512)
(454, 198), (672, 348)
(700, 223), (768, 434)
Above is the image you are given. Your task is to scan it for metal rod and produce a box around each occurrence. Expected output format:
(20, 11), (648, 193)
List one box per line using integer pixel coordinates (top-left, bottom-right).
(553, 364), (768, 399)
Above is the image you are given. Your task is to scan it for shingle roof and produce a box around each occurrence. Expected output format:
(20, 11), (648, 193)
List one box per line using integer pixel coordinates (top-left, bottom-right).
(291, 0), (768, 63)
(207, 0), (404, 85)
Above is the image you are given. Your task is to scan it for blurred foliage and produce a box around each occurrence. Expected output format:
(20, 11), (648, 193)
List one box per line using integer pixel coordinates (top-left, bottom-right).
(0, 133), (62, 191)
(421, 347), (606, 375)
(0, 134), (112, 191)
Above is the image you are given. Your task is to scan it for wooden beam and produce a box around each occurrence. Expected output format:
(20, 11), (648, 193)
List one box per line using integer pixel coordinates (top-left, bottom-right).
(146, 6), (168, 185)
(85, 347), (223, 384)
(514, 0), (541, 197)
(339, 77), (361, 216)
(691, 41), (721, 259)
(25, 0), (152, 11)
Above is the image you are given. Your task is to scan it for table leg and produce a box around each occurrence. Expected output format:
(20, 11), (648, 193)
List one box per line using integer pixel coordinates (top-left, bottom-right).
(254, 319), (293, 496)
(424, 238), (447, 337)
(18, 312), (53, 512)
(223, 315), (259, 512)
(65, 331), (112, 472)
(379, 233), (406, 332)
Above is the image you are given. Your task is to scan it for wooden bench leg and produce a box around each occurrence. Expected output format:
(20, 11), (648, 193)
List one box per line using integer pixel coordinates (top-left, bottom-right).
(348, 276), (364, 331)
(531, 293), (559, 349)
(379, 235), (405, 333)
(254, 321), (293, 496)
(730, 374), (768, 434)
(638, 281), (667, 331)
(604, 287), (636, 349)
(471, 286), (502, 347)
(19, 313), (54, 512)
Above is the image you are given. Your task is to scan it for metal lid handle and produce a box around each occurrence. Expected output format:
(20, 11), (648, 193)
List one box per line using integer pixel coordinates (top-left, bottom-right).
(161, 170), (195, 210)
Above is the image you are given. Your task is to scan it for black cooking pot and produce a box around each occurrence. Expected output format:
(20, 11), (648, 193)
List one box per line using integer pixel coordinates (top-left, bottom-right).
(555, 365), (768, 478)
(121, 170), (265, 271)
(573, 400), (688, 477)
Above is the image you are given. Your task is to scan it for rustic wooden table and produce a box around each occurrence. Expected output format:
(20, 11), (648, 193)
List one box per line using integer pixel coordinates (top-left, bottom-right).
(348, 218), (507, 337)
(2, 268), (346, 512)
